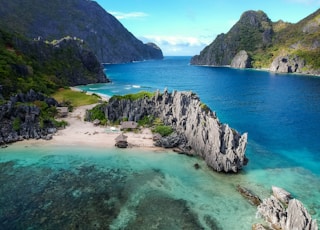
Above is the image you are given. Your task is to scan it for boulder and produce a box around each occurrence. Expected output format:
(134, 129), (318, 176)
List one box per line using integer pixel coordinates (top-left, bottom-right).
(231, 50), (252, 68)
(270, 55), (305, 73)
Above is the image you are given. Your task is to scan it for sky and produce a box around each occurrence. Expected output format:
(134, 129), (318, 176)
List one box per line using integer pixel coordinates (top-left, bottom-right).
(95, 0), (320, 56)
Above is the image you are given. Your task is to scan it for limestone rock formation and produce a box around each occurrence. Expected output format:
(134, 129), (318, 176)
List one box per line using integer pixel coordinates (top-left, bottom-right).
(272, 186), (291, 204)
(231, 50), (252, 68)
(0, 90), (58, 145)
(102, 90), (248, 173)
(256, 187), (318, 230)
(286, 199), (318, 230)
(270, 55), (305, 73)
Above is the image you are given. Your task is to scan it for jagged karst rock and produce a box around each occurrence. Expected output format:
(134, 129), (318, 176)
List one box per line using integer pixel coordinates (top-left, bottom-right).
(231, 50), (252, 68)
(256, 187), (318, 230)
(286, 199), (318, 230)
(102, 90), (248, 173)
(270, 55), (305, 73)
(0, 90), (58, 145)
(257, 195), (287, 229)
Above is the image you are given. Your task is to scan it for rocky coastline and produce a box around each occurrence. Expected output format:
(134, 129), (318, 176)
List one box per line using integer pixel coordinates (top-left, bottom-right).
(0, 90), (58, 145)
(102, 89), (248, 173)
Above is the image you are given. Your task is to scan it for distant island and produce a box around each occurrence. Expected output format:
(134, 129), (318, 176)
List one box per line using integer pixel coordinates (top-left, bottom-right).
(191, 9), (320, 76)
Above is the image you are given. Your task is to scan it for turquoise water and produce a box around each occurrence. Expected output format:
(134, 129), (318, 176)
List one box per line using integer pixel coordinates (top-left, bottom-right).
(1, 56), (320, 229)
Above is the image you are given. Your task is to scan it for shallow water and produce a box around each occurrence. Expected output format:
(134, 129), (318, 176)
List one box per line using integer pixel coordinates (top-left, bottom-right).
(1, 143), (319, 229)
(0, 145), (260, 229)
(2, 56), (320, 229)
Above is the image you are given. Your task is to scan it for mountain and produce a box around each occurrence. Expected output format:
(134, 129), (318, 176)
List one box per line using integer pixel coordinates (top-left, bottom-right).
(0, 0), (163, 64)
(0, 28), (108, 99)
(191, 9), (320, 75)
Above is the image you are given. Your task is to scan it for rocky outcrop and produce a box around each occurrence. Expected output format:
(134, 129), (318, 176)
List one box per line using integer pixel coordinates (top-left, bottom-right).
(0, 90), (58, 145)
(256, 187), (318, 230)
(270, 55), (305, 73)
(231, 50), (252, 68)
(102, 90), (248, 173)
(0, 0), (163, 63)
(236, 185), (262, 206)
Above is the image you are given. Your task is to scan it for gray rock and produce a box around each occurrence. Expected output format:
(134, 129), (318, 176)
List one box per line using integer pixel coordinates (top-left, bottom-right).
(272, 186), (291, 205)
(270, 55), (305, 73)
(257, 195), (287, 229)
(231, 50), (252, 68)
(103, 90), (248, 173)
(0, 90), (58, 144)
(286, 199), (318, 230)
(257, 187), (318, 230)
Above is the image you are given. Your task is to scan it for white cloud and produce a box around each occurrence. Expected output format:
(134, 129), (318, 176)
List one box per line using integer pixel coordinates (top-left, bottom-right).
(142, 35), (208, 47)
(110, 11), (149, 20)
(141, 35), (210, 56)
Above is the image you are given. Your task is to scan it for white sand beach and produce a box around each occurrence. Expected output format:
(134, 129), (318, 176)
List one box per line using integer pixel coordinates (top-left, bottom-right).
(16, 104), (158, 149)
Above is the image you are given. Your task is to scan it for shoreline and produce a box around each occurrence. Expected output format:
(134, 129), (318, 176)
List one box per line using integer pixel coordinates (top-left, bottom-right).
(191, 64), (320, 78)
(10, 103), (164, 152)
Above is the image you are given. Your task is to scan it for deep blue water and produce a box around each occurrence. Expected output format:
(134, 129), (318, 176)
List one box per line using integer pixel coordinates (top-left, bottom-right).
(1, 56), (320, 229)
(80, 56), (320, 175)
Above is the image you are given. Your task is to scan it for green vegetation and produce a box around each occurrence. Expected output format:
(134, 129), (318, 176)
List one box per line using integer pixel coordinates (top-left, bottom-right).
(110, 91), (155, 101)
(152, 125), (173, 137)
(85, 103), (108, 125)
(52, 88), (101, 107)
(138, 115), (155, 127)
(0, 28), (104, 99)
(193, 9), (320, 71)
(12, 117), (21, 131)
(200, 103), (211, 113)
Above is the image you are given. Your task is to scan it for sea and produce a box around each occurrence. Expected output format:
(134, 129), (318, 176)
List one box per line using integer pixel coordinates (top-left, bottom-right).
(1, 56), (319, 229)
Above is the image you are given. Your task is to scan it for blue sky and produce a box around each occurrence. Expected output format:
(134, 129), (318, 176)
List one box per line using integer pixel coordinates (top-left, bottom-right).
(95, 0), (320, 56)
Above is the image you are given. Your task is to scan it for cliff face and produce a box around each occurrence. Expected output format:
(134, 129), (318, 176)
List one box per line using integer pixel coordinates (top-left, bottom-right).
(191, 9), (320, 75)
(103, 90), (248, 173)
(0, 0), (163, 63)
